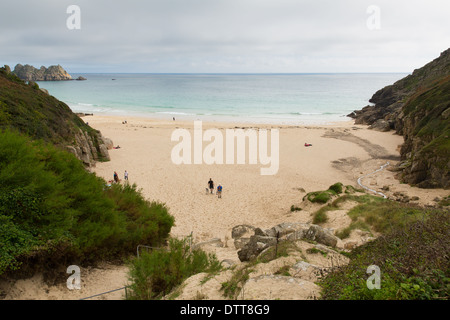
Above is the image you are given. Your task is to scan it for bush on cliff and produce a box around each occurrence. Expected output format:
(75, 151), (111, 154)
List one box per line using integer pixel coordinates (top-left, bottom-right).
(0, 66), (108, 165)
(0, 129), (174, 277)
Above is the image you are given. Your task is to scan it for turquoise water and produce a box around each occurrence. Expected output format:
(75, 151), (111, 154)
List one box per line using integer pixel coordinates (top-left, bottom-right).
(36, 73), (407, 124)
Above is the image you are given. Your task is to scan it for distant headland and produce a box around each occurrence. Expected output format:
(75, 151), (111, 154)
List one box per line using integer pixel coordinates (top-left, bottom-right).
(12, 63), (86, 81)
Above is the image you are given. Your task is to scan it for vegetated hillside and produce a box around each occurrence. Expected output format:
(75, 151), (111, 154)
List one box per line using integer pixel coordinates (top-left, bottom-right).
(302, 184), (449, 300)
(319, 209), (449, 300)
(348, 48), (450, 188)
(0, 129), (174, 280)
(0, 64), (175, 282)
(0, 65), (110, 166)
(398, 76), (450, 188)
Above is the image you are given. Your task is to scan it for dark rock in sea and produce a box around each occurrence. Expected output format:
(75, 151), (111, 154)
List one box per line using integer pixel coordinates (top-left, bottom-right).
(76, 76), (87, 81)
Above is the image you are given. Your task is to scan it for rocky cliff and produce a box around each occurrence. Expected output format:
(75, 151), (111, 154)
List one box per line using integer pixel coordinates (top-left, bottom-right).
(396, 76), (450, 188)
(0, 65), (110, 167)
(348, 49), (450, 189)
(348, 48), (450, 128)
(13, 64), (74, 81)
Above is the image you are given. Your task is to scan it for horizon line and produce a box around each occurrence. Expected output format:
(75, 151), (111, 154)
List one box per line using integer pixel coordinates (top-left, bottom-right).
(67, 71), (410, 75)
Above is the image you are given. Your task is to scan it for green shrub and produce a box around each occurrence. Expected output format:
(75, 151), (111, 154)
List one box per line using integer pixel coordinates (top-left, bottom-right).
(328, 182), (343, 194)
(313, 207), (329, 224)
(312, 192), (332, 203)
(0, 129), (174, 276)
(319, 210), (449, 300)
(221, 266), (253, 299)
(0, 70), (106, 161)
(346, 200), (425, 234)
(304, 182), (349, 204)
(127, 237), (222, 300)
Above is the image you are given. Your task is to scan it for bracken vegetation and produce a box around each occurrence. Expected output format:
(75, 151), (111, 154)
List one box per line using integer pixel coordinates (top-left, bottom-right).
(319, 210), (449, 300)
(126, 236), (222, 300)
(0, 129), (174, 279)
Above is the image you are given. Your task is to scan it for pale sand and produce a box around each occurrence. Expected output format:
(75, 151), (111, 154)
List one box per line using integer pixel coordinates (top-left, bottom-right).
(88, 115), (401, 241)
(87, 114), (447, 243)
(3, 114), (448, 300)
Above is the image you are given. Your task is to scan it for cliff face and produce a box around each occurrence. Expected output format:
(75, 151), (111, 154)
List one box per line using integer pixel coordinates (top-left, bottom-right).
(13, 64), (73, 81)
(0, 65), (111, 167)
(348, 48), (450, 128)
(398, 76), (450, 188)
(348, 49), (450, 189)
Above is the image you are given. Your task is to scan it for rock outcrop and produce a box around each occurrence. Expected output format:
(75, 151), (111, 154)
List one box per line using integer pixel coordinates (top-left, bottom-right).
(348, 48), (450, 128)
(13, 64), (73, 81)
(66, 130), (112, 166)
(347, 48), (450, 189)
(167, 221), (350, 300)
(234, 222), (339, 262)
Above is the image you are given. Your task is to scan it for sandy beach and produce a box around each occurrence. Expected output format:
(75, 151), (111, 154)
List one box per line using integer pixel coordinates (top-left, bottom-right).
(87, 115), (445, 242)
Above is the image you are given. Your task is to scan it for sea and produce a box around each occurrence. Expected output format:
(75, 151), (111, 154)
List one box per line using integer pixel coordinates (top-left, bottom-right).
(36, 73), (407, 125)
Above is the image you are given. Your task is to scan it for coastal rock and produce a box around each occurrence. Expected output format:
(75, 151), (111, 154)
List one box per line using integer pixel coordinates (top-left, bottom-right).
(76, 76), (87, 81)
(264, 222), (308, 238)
(237, 239), (268, 262)
(304, 225), (338, 248)
(285, 229), (309, 241)
(70, 129), (112, 166)
(232, 224), (256, 239)
(368, 119), (391, 132)
(237, 234), (279, 262)
(235, 222), (340, 261)
(1, 65), (11, 75)
(99, 144), (110, 162)
(234, 237), (251, 250)
(101, 137), (114, 150)
(13, 64), (73, 81)
(232, 224), (256, 249)
(348, 48), (450, 189)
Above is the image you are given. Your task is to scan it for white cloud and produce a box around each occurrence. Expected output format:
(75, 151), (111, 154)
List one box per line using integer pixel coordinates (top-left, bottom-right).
(1, 0), (449, 72)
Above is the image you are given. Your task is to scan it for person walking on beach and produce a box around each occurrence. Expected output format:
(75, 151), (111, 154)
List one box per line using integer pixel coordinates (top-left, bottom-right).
(208, 178), (214, 194)
(124, 170), (129, 181)
(217, 184), (223, 198)
(114, 171), (119, 183)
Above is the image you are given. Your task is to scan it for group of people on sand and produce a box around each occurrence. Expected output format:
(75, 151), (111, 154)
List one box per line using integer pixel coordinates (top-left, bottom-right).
(112, 170), (129, 183)
(207, 178), (223, 198)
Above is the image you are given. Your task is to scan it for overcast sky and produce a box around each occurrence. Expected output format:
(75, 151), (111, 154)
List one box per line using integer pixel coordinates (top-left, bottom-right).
(1, 0), (449, 73)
